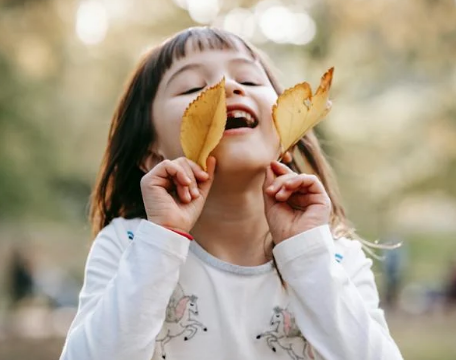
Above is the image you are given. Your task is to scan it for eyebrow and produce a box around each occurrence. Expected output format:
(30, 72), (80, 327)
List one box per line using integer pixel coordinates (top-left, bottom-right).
(229, 57), (258, 67)
(166, 63), (203, 87)
(166, 57), (260, 87)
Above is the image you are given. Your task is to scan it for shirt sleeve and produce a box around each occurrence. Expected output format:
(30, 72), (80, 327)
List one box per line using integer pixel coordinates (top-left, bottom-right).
(60, 219), (190, 360)
(272, 225), (403, 360)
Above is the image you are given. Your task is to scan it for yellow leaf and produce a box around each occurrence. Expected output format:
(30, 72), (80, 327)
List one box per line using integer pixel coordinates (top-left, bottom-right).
(273, 68), (334, 154)
(180, 78), (227, 171)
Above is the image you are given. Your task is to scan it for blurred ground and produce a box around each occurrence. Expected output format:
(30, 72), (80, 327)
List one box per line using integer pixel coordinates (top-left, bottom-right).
(0, 338), (63, 360)
(0, 219), (455, 359)
(388, 312), (456, 360)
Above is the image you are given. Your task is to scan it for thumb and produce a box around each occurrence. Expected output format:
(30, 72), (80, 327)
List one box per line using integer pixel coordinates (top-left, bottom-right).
(199, 156), (216, 198)
(262, 165), (276, 211)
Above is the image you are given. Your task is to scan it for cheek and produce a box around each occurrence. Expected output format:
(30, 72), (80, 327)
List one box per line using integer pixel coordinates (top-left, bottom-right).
(257, 89), (277, 121)
(258, 92), (281, 154)
(258, 91), (279, 133)
(152, 99), (187, 158)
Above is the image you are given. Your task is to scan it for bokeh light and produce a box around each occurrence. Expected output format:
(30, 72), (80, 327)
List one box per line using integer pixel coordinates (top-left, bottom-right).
(75, 0), (109, 45)
(259, 6), (316, 44)
(173, 0), (221, 24)
(223, 8), (256, 40)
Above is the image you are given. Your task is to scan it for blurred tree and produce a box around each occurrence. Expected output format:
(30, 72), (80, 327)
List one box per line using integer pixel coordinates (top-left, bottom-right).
(0, 0), (91, 221)
(0, 0), (454, 233)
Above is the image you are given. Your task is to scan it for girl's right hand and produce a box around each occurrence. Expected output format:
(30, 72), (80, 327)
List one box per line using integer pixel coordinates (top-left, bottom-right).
(140, 156), (216, 234)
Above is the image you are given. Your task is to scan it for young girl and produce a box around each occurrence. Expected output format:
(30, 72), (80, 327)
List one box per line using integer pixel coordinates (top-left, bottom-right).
(60, 27), (403, 360)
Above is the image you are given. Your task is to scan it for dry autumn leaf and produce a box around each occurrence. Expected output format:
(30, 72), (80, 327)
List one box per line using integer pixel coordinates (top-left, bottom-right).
(273, 67), (334, 155)
(180, 78), (227, 171)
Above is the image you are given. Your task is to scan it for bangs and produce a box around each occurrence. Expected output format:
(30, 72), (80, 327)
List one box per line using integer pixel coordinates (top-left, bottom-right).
(153, 27), (258, 76)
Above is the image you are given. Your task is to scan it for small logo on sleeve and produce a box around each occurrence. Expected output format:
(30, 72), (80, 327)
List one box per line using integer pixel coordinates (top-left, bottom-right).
(335, 253), (343, 263)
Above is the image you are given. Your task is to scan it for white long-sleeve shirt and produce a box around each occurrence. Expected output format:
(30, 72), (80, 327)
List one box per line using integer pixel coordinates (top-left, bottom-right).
(60, 218), (403, 360)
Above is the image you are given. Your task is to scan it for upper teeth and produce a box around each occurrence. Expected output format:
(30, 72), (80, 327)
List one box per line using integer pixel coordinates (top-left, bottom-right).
(227, 110), (256, 125)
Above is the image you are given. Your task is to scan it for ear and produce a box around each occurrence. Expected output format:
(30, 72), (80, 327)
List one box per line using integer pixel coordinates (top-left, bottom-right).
(139, 149), (164, 173)
(281, 150), (293, 164)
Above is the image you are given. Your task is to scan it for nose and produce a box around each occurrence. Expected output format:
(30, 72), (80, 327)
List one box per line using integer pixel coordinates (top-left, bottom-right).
(225, 78), (245, 97)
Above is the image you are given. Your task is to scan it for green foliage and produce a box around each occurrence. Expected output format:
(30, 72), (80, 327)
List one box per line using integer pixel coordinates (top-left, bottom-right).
(0, 0), (454, 231)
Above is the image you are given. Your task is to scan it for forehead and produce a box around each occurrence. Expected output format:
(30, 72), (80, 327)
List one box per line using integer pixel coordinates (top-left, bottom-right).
(167, 37), (258, 71)
(175, 48), (257, 71)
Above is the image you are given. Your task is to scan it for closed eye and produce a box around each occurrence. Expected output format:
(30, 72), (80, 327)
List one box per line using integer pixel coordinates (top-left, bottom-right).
(240, 81), (259, 86)
(180, 86), (204, 95)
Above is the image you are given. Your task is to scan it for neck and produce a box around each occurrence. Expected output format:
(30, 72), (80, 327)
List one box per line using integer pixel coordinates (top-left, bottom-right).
(191, 171), (273, 266)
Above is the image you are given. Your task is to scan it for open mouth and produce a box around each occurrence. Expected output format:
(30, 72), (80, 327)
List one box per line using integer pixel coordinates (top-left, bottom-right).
(225, 110), (259, 130)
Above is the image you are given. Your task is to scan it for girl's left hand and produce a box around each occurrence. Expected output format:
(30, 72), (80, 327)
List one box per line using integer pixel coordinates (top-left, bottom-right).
(263, 161), (332, 244)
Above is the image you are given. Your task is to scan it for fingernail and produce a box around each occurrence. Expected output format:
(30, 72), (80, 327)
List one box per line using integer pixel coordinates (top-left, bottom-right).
(191, 187), (199, 197)
(267, 185), (274, 192)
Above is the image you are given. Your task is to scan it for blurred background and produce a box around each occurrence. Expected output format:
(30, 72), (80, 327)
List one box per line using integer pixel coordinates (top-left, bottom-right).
(0, 0), (455, 358)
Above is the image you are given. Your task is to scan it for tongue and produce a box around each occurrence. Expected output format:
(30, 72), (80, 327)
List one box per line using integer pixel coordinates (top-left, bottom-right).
(225, 117), (248, 130)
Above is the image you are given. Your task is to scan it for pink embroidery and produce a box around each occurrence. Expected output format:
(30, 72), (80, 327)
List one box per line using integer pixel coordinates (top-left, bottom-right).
(283, 310), (292, 336)
(175, 297), (189, 321)
(257, 306), (312, 360)
(306, 344), (316, 359)
(157, 285), (207, 359)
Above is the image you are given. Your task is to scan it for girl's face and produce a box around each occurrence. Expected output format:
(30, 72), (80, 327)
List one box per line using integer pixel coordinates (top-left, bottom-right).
(152, 44), (280, 173)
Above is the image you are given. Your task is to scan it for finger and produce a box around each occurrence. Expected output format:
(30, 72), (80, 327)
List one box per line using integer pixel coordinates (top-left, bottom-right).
(275, 183), (309, 201)
(178, 159), (201, 199)
(160, 160), (191, 187)
(289, 194), (332, 210)
(263, 166), (277, 210)
(279, 192), (330, 208)
(265, 173), (296, 195)
(275, 186), (294, 201)
(206, 156), (216, 179)
(263, 165), (275, 191)
(275, 186), (310, 202)
(176, 184), (192, 203)
(283, 174), (326, 195)
(199, 156), (217, 198)
(160, 160), (194, 202)
(186, 159), (210, 182)
(270, 160), (293, 177)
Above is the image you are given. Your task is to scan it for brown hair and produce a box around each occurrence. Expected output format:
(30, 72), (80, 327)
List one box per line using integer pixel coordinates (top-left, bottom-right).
(90, 27), (353, 239)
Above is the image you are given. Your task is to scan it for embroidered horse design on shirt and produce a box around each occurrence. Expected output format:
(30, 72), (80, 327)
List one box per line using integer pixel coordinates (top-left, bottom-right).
(156, 284), (207, 359)
(256, 306), (315, 360)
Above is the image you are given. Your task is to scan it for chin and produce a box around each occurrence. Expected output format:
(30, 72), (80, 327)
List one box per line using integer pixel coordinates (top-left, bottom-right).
(212, 142), (276, 174)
